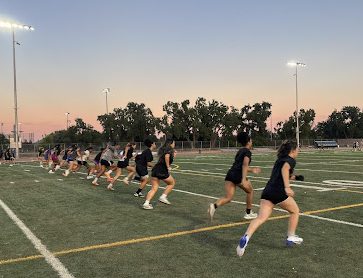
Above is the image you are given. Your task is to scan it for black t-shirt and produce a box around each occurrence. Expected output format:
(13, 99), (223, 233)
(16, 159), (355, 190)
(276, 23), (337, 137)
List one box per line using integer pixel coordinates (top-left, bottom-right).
(94, 151), (102, 161)
(136, 148), (153, 168)
(265, 156), (296, 191)
(157, 150), (174, 167)
(229, 148), (252, 174)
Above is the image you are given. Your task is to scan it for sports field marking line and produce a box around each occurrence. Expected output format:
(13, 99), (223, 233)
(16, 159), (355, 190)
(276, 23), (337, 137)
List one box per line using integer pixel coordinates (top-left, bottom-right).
(173, 167), (363, 189)
(175, 161), (363, 175)
(0, 199), (75, 277)
(172, 169), (362, 191)
(1, 203), (362, 267)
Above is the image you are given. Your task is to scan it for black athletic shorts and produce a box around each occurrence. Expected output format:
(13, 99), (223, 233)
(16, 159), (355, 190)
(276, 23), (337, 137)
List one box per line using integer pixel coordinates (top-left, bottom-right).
(261, 188), (288, 205)
(100, 159), (113, 167)
(77, 161), (88, 167)
(151, 164), (170, 180)
(225, 170), (243, 185)
(136, 165), (148, 177)
(117, 160), (129, 169)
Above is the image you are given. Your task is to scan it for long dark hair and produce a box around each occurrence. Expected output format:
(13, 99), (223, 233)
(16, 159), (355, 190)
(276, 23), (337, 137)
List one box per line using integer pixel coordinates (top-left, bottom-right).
(277, 140), (297, 159)
(158, 137), (174, 157)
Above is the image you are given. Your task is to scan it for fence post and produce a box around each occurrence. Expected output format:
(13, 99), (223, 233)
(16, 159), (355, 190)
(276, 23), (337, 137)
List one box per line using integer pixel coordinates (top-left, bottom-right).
(210, 141), (211, 150)
(181, 141), (184, 152)
(219, 141), (221, 149)
(228, 141), (229, 149)
(200, 141), (203, 149)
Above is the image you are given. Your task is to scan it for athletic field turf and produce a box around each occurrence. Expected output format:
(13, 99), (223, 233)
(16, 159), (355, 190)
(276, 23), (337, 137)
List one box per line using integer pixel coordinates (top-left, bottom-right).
(0, 150), (362, 277)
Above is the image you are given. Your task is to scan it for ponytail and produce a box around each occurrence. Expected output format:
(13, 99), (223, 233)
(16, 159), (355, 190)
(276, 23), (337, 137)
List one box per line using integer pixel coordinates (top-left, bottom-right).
(277, 140), (297, 159)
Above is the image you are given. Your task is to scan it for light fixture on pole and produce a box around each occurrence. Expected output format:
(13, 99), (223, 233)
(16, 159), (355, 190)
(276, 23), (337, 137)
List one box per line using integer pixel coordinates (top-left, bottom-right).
(102, 88), (110, 114)
(287, 61), (306, 148)
(0, 21), (34, 159)
(65, 112), (70, 129)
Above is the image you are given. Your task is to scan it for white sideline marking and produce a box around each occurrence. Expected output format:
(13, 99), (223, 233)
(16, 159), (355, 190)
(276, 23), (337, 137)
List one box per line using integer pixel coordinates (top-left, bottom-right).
(0, 199), (75, 278)
(129, 182), (363, 228)
(16, 163), (363, 228)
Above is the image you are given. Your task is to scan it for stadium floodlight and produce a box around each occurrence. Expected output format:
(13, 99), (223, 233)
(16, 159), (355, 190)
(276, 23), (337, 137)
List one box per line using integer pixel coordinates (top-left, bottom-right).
(0, 20), (34, 159)
(287, 61), (307, 148)
(65, 112), (70, 129)
(102, 88), (111, 114)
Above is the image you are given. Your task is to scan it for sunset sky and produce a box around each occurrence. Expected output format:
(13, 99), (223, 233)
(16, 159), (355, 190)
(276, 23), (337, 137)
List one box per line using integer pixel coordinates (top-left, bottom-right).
(0, 0), (362, 140)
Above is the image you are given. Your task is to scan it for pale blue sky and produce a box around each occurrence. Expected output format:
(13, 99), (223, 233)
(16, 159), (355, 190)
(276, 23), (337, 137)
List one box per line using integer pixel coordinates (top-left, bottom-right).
(0, 0), (362, 138)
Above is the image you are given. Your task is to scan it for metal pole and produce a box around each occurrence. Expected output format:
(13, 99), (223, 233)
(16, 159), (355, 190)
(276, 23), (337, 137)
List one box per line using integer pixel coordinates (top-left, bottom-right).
(105, 91), (109, 114)
(66, 113), (69, 129)
(12, 28), (19, 159)
(295, 65), (300, 148)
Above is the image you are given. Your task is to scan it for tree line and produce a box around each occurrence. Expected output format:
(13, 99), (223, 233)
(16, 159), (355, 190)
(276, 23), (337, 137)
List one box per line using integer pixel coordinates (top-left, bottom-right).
(38, 97), (363, 145)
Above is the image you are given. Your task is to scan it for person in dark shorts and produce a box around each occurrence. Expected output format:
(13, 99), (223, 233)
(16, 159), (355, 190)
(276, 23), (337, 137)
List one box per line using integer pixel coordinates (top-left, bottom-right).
(107, 142), (136, 191)
(92, 144), (119, 186)
(37, 147), (45, 167)
(63, 145), (78, 176)
(142, 137), (176, 210)
(236, 140), (304, 257)
(208, 132), (261, 220)
(133, 138), (156, 197)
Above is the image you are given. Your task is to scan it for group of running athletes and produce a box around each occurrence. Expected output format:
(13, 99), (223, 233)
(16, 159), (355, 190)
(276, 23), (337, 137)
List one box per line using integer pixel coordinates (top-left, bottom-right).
(37, 132), (304, 257)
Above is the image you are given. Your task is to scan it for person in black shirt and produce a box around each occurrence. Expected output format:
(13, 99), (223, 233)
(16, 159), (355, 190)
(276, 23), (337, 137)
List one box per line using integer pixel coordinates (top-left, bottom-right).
(133, 138), (156, 197)
(237, 140), (304, 257)
(107, 142), (136, 191)
(143, 137), (175, 210)
(208, 132), (261, 220)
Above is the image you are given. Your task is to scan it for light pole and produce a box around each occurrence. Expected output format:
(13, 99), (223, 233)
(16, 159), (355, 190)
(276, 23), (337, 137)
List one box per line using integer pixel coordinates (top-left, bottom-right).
(287, 61), (306, 148)
(65, 112), (70, 129)
(102, 88), (110, 114)
(0, 21), (34, 159)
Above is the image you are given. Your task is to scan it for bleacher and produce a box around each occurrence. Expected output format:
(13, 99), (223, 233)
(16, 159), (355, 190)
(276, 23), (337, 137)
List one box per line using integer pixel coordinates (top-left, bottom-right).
(314, 140), (338, 148)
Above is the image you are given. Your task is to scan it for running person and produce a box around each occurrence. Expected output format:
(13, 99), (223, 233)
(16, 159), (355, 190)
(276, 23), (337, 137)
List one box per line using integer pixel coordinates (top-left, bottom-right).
(236, 140), (304, 257)
(92, 147), (105, 177)
(92, 144), (119, 186)
(133, 138), (156, 197)
(74, 147), (94, 178)
(208, 132), (261, 220)
(62, 145), (78, 176)
(107, 142), (136, 191)
(37, 147), (45, 167)
(142, 137), (176, 210)
(48, 145), (62, 173)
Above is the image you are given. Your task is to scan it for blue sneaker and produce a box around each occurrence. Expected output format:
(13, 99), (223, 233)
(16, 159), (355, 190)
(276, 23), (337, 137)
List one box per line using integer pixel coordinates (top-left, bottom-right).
(286, 235), (303, 247)
(236, 235), (249, 257)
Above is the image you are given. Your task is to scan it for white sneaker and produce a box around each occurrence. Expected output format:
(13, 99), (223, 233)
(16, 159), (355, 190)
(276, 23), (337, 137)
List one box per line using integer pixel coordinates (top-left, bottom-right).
(86, 175), (94, 180)
(48, 170), (55, 174)
(236, 235), (249, 257)
(40, 164), (44, 168)
(134, 192), (144, 198)
(92, 180), (99, 186)
(122, 177), (130, 185)
(244, 211), (258, 220)
(286, 235), (303, 246)
(107, 184), (115, 191)
(159, 196), (171, 205)
(62, 170), (69, 177)
(143, 203), (153, 210)
(208, 203), (216, 220)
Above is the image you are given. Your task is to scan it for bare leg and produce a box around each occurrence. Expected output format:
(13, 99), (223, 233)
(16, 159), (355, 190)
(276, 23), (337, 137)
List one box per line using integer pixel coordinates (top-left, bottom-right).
(241, 180), (254, 210)
(278, 197), (300, 236)
(161, 176), (175, 196)
(244, 199), (274, 238)
(215, 181), (236, 207)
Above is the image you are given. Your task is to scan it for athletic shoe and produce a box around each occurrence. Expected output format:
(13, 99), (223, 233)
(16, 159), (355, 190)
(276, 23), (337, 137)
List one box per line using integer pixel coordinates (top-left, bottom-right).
(134, 192), (144, 198)
(122, 177), (130, 185)
(158, 196), (171, 205)
(62, 170), (69, 177)
(92, 180), (99, 186)
(243, 211), (258, 220)
(107, 184), (115, 191)
(286, 235), (303, 246)
(40, 164), (44, 168)
(143, 203), (153, 210)
(48, 170), (55, 174)
(208, 203), (216, 220)
(236, 235), (249, 257)
(86, 175), (94, 180)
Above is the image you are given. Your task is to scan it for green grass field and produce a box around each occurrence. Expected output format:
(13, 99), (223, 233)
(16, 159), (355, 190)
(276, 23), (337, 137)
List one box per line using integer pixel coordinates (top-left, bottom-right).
(0, 150), (362, 278)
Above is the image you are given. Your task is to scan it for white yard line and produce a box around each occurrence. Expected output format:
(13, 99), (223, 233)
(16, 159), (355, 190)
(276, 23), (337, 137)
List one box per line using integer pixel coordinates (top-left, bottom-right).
(0, 199), (75, 278)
